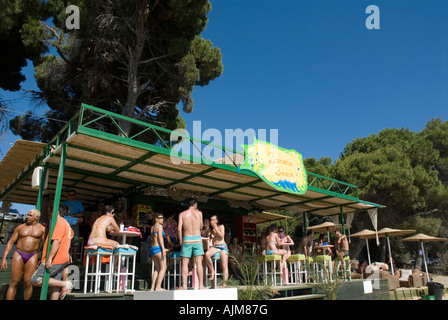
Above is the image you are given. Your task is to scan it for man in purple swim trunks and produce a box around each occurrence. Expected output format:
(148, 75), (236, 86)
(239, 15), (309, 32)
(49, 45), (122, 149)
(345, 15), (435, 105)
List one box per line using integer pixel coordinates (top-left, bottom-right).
(1, 209), (46, 300)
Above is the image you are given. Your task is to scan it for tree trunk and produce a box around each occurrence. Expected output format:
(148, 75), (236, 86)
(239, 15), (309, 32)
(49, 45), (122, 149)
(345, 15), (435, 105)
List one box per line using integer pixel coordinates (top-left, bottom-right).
(120, 0), (149, 137)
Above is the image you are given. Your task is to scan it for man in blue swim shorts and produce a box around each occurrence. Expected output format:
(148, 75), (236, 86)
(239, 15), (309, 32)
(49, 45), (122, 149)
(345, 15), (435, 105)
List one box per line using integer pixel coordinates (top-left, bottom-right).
(177, 199), (205, 289)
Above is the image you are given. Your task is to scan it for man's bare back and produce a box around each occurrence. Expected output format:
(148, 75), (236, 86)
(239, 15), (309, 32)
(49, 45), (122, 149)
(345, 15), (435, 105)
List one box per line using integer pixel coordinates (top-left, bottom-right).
(87, 205), (120, 248)
(178, 207), (203, 238)
(89, 215), (117, 239)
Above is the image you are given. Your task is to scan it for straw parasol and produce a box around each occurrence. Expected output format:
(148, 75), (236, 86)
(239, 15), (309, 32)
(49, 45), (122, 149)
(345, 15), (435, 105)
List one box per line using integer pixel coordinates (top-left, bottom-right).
(376, 227), (416, 275)
(350, 229), (377, 265)
(401, 233), (448, 282)
(308, 221), (351, 240)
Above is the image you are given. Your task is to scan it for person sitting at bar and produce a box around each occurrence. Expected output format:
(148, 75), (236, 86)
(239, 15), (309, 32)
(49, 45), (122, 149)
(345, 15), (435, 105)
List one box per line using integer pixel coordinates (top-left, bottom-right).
(278, 227), (294, 261)
(87, 205), (120, 248)
(265, 224), (289, 278)
(205, 215), (229, 287)
(315, 233), (332, 256)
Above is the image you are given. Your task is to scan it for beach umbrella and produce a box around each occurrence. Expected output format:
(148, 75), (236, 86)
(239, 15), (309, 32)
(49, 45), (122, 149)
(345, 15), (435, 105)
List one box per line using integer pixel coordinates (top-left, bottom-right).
(350, 229), (377, 265)
(376, 227), (416, 275)
(401, 233), (448, 283)
(308, 222), (351, 240)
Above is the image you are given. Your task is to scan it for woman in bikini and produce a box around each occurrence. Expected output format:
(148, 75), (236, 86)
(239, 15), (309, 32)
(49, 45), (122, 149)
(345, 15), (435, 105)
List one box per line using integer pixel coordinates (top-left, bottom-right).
(87, 205), (120, 248)
(150, 213), (167, 291)
(205, 215), (229, 287)
(265, 224), (288, 269)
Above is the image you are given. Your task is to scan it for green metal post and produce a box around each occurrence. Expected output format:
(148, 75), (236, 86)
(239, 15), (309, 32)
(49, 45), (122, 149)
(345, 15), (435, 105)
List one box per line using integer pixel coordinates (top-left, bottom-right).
(36, 165), (48, 212)
(303, 212), (307, 235)
(340, 206), (346, 235)
(40, 143), (67, 300)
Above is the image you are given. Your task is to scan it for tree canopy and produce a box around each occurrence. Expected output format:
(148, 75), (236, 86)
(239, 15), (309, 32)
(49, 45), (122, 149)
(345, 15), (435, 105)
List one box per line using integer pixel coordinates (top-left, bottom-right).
(302, 118), (448, 266)
(8, 0), (223, 142)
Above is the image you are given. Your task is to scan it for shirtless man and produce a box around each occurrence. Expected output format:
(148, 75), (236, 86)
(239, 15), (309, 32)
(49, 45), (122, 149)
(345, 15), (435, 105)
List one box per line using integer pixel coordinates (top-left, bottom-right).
(205, 215), (229, 287)
(335, 230), (349, 260)
(87, 205), (120, 248)
(177, 199), (205, 290)
(1, 209), (46, 300)
(296, 230), (314, 258)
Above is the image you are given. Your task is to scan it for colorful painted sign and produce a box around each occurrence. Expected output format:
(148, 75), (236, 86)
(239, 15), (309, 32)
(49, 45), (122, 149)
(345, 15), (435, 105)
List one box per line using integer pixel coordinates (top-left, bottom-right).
(238, 138), (308, 195)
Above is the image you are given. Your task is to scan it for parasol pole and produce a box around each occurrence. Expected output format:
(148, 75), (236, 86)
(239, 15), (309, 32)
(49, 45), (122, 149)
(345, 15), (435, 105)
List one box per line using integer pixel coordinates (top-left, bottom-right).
(420, 240), (430, 283)
(386, 233), (394, 275)
(365, 238), (372, 265)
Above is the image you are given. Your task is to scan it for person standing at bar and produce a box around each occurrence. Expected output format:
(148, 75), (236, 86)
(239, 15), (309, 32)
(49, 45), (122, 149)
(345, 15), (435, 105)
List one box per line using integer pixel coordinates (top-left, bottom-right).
(1, 209), (46, 300)
(30, 204), (74, 300)
(177, 199), (205, 290)
(62, 189), (84, 261)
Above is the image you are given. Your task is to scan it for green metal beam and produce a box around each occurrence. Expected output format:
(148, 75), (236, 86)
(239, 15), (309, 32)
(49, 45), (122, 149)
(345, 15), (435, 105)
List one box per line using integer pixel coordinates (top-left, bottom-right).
(40, 142), (67, 300)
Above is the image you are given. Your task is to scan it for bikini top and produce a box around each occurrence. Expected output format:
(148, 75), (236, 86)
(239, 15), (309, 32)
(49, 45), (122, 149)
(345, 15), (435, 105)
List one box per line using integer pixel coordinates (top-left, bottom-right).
(152, 224), (165, 237)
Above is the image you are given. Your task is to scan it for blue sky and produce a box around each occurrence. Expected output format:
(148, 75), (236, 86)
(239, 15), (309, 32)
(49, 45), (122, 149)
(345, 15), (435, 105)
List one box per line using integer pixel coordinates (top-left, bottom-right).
(1, 0), (448, 214)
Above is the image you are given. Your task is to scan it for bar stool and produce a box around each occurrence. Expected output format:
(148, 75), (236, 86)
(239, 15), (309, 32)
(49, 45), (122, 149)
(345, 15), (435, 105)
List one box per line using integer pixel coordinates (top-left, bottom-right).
(315, 255), (332, 283)
(111, 244), (138, 293)
(306, 256), (316, 283)
(205, 252), (222, 288)
(287, 254), (307, 284)
(163, 251), (182, 290)
(260, 255), (283, 286)
(75, 237), (84, 261)
(336, 256), (351, 280)
(83, 245), (114, 293)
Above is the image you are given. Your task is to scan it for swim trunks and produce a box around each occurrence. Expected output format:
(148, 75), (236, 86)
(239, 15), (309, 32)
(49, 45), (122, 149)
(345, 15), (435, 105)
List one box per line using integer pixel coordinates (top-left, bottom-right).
(150, 246), (162, 256)
(16, 250), (38, 264)
(87, 237), (107, 246)
(213, 244), (229, 254)
(181, 235), (204, 258)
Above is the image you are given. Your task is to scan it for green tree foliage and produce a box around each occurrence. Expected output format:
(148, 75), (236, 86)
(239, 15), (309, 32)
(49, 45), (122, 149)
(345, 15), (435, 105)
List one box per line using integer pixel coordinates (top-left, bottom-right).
(333, 128), (444, 223)
(327, 121), (448, 265)
(0, 0), (53, 134)
(9, 0), (223, 142)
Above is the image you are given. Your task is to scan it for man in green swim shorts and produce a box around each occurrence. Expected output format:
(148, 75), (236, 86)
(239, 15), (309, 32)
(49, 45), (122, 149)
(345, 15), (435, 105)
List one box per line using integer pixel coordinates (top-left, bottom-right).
(178, 199), (205, 289)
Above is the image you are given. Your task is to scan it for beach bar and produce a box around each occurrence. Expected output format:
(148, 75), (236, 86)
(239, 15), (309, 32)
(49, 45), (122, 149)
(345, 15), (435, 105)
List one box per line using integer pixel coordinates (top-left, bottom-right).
(0, 103), (384, 299)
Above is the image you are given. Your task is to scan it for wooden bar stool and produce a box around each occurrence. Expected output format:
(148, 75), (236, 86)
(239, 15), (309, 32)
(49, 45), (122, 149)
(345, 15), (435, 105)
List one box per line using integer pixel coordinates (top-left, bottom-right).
(111, 245), (138, 293)
(83, 245), (114, 293)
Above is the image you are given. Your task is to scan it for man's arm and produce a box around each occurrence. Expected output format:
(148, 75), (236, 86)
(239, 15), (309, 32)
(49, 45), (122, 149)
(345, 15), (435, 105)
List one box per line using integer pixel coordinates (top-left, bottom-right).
(177, 214), (183, 245)
(109, 216), (120, 232)
(45, 239), (61, 269)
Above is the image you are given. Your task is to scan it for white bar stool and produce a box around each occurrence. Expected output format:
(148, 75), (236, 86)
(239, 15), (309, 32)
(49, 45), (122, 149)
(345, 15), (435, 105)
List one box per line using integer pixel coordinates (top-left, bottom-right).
(260, 255), (283, 286)
(165, 251), (182, 290)
(111, 245), (138, 293)
(205, 252), (222, 288)
(83, 245), (114, 293)
(315, 255), (332, 283)
(287, 254), (307, 284)
(337, 256), (351, 280)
